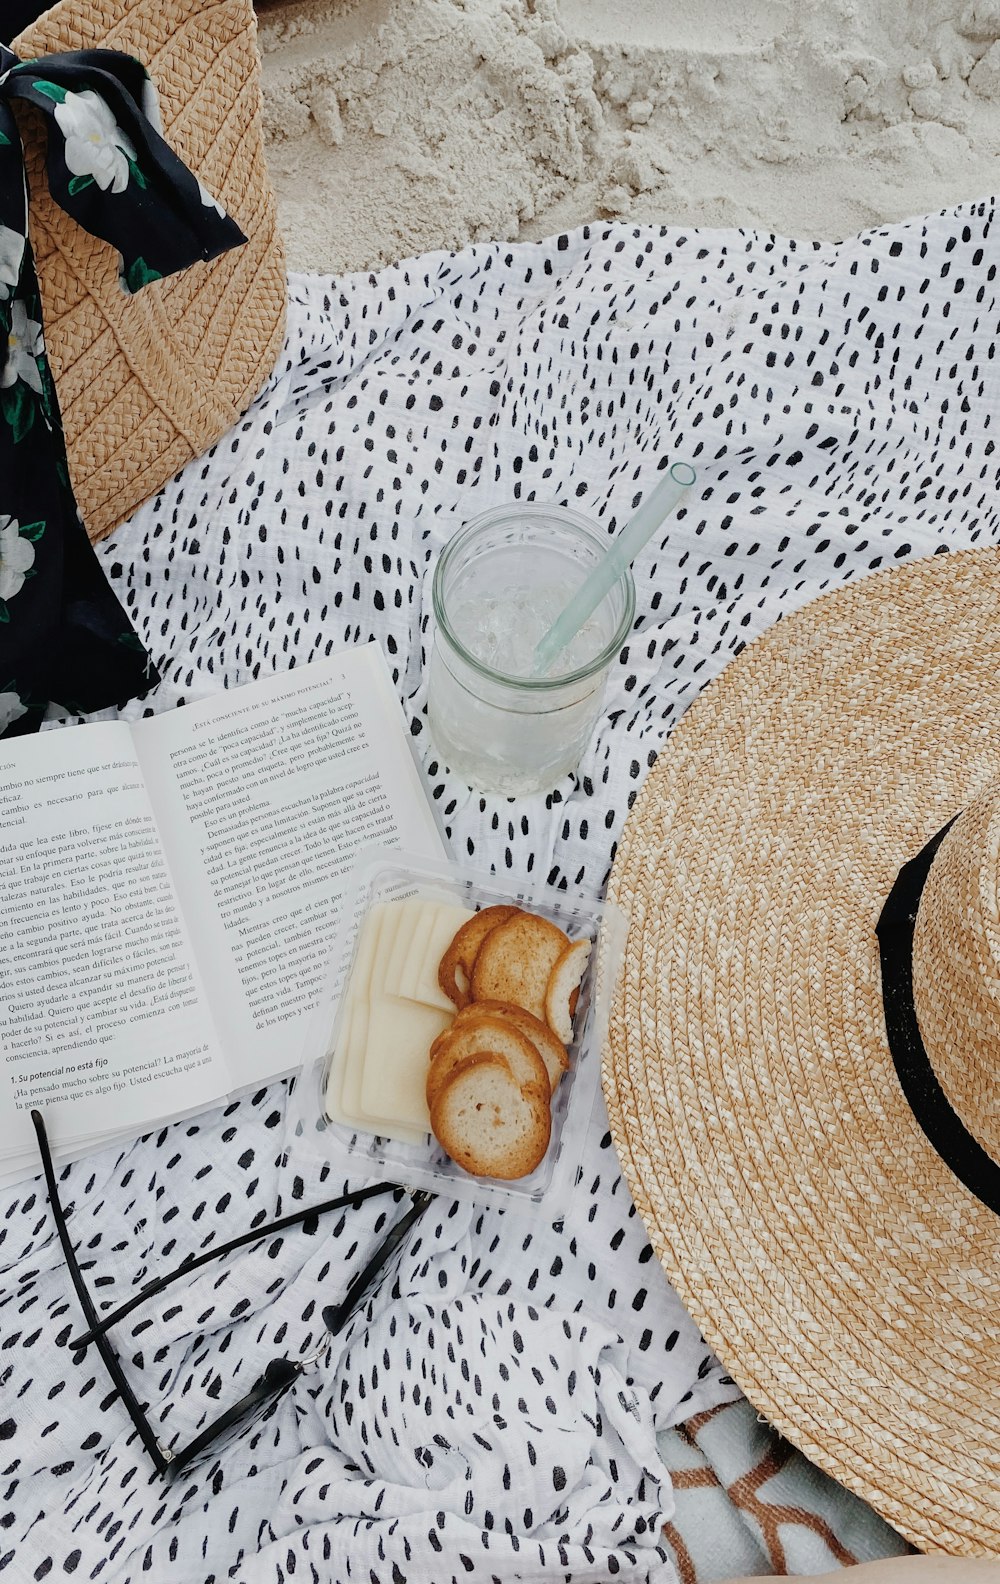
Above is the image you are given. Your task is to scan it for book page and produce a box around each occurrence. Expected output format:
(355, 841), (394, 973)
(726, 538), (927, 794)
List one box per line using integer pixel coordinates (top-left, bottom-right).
(0, 723), (230, 1159)
(134, 644), (445, 1089)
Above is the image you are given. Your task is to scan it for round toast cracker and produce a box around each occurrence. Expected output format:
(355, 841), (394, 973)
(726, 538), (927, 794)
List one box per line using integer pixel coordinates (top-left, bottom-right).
(426, 1013), (549, 1108)
(543, 938), (591, 1044)
(437, 904), (522, 1009)
(470, 912), (569, 1022)
(452, 999), (568, 1092)
(430, 1052), (551, 1180)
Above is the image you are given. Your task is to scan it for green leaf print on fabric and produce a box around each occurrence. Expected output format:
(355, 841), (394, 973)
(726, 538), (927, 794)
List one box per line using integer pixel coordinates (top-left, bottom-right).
(124, 256), (163, 293)
(0, 383), (34, 444)
(37, 358), (57, 427)
(31, 80), (68, 103)
(18, 522), (45, 543)
(67, 173), (96, 196)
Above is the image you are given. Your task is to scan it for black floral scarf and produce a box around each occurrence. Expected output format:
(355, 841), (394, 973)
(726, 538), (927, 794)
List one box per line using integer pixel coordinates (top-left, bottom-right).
(0, 42), (246, 737)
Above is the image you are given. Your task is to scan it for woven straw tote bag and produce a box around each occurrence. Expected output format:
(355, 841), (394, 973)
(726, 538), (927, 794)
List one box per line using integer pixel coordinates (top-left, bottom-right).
(8, 0), (287, 544)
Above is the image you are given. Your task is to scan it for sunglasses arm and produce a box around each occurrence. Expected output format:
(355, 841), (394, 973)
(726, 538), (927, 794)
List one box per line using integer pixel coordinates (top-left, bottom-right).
(323, 1188), (435, 1335)
(67, 1179), (401, 1350)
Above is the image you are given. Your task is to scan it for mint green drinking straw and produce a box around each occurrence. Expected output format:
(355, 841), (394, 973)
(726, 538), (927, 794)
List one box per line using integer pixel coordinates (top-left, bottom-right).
(531, 461), (697, 677)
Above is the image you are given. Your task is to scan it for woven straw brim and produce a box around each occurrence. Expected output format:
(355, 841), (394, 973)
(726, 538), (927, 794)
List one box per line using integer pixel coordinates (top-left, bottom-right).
(13, 0), (286, 543)
(605, 546), (1000, 1556)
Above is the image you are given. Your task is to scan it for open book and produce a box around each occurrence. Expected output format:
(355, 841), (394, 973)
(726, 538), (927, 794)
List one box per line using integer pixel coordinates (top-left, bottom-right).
(0, 644), (445, 1187)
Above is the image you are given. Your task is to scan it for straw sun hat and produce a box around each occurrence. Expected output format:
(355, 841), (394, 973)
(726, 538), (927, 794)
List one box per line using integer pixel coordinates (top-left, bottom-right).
(604, 545), (1000, 1556)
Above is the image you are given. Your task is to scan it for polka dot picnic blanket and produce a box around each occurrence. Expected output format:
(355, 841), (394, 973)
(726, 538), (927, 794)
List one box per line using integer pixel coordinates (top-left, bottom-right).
(1, 198), (997, 1583)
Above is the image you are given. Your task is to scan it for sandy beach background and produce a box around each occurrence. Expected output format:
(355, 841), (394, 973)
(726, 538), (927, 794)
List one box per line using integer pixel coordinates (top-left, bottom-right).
(258, 0), (1000, 273)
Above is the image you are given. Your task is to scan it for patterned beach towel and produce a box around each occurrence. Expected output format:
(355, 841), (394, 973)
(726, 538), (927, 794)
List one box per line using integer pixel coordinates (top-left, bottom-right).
(661, 1400), (909, 1581)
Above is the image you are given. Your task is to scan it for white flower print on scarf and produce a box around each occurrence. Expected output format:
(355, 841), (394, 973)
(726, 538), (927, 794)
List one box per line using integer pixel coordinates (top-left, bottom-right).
(2, 301), (42, 393)
(0, 517), (35, 602)
(0, 691), (26, 733)
(139, 77), (164, 138)
(196, 178), (226, 216)
(0, 225), (23, 303)
(53, 89), (137, 194)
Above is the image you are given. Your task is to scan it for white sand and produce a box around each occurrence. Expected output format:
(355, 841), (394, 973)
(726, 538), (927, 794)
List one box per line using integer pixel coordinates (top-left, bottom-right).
(258, 0), (1000, 273)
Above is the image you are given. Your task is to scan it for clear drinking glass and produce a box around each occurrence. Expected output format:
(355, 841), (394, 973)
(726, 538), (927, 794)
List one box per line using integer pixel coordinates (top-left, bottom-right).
(428, 504), (635, 796)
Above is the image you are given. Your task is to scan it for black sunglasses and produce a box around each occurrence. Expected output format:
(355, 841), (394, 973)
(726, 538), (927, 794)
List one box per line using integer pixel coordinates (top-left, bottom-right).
(31, 1109), (434, 1478)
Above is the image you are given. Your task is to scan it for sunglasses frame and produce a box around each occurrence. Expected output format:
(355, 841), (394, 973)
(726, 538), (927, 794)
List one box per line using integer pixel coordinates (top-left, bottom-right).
(31, 1109), (433, 1476)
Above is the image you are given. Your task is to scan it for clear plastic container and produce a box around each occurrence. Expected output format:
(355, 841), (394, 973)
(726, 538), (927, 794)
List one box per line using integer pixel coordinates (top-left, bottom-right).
(291, 849), (624, 1219)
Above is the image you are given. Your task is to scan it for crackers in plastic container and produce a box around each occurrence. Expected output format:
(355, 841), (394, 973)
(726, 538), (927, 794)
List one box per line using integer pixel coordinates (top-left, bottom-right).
(428, 906), (591, 1179)
(303, 851), (608, 1215)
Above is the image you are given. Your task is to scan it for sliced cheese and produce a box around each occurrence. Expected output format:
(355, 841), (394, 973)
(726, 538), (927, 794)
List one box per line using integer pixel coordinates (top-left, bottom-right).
(338, 997), (429, 1144)
(380, 898), (426, 1000)
(396, 903), (438, 1004)
(360, 996), (452, 1129)
(325, 903), (426, 1145)
(325, 896), (491, 1143)
(323, 999), (357, 1127)
(324, 902), (386, 1121)
(341, 902), (404, 1119)
(403, 902), (475, 1011)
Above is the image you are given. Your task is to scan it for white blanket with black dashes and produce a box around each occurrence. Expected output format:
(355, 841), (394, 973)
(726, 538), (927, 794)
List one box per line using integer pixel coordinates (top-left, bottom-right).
(0, 200), (995, 1583)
